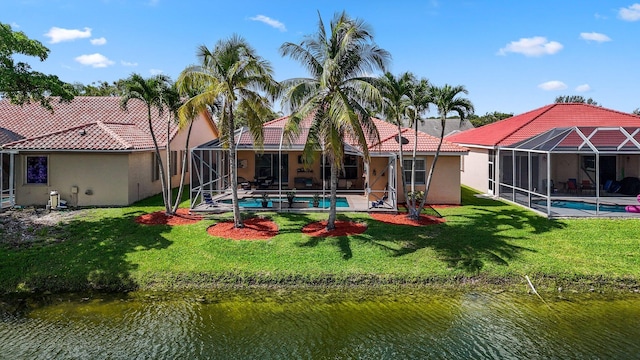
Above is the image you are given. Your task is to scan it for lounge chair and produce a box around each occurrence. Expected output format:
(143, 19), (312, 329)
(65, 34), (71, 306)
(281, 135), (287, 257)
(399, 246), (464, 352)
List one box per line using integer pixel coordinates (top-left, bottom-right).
(202, 192), (218, 206)
(371, 195), (390, 208)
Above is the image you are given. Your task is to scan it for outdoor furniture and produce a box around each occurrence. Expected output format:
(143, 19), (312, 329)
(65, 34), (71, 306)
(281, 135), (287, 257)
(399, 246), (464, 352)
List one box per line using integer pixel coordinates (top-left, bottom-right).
(238, 177), (252, 190)
(567, 178), (578, 195)
(581, 180), (595, 194)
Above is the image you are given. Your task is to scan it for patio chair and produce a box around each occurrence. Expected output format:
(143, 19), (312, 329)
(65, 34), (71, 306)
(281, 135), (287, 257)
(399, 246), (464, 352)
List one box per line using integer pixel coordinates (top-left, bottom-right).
(202, 192), (219, 207)
(567, 178), (578, 194)
(371, 194), (390, 208)
(581, 180), (595, 194)
(237, 177), (252, 190)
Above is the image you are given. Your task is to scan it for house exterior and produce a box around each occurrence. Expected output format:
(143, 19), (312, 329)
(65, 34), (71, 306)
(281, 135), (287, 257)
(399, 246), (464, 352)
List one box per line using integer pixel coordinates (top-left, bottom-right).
(0, 96), (218, 208)
(446, 103), (640, 216)
(191, 115), (468, 210)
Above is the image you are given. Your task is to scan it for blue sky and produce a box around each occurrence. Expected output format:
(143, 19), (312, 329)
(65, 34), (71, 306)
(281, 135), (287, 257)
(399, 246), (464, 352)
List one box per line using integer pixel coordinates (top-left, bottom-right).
(4, 0), (640, 115)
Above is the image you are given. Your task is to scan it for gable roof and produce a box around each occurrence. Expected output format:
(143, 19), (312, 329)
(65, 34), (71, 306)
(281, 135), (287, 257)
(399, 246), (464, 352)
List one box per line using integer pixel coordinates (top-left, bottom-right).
(0, 96), (178, 151)
(249, 116), (467, 154)
(446, 103), (640, 147)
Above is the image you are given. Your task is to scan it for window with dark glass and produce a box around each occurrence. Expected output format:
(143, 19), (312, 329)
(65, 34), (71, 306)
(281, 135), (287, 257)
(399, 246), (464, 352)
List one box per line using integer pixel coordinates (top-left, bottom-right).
(26, 156), (48, 184)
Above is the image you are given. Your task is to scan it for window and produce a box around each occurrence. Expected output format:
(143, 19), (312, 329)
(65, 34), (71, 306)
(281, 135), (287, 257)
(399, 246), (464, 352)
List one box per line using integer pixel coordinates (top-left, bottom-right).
(170, 151), (178, 176)
(26, 155), (48, 184)
(403, 158), (425, 184)
(152, 153), (160, 181)
(322, 154), (359, 179)
(255, 153), (288, 182)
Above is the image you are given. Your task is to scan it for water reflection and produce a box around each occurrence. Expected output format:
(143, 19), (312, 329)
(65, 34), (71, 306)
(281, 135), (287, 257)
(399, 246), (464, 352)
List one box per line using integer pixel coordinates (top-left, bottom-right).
(1, 290), (639, 359)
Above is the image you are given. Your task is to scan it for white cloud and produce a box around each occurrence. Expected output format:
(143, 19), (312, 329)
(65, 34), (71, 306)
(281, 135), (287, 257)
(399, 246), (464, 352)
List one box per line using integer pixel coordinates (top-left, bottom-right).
(498, 36), (563, 57)
(575, 84), (591, 92)
(538, 81), (568, 91)
(149, 69), (163, 75)
(74, 53), (115, 68)
(10, 22), (19, 28)
(249, 15), (286, 32)
(90, 37), (107, 45)
(619, 3), (640, 21)
(580, 32), (611, 42)
(45, 27), (91, 43)
(121, 60), (138, 67)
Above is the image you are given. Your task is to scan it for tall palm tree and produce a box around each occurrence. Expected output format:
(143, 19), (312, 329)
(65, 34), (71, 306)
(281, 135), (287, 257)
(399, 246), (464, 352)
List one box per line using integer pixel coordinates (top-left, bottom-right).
(121, 73), (174, 214)
(376, 71), (416, 208)
(177, 35), (278, 228)
(280, 11), (390, 230)
(418, 84), (473, 219)
(406, 78), (432, 216)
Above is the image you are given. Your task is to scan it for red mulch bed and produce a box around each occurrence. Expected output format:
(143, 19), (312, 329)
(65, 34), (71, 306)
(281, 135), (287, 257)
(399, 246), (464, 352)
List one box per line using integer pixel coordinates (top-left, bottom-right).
(135, 208), (203, 226)
(301, 220), (367, 237)
(370, 212), (446, 227)
(207, 217), (279, 240)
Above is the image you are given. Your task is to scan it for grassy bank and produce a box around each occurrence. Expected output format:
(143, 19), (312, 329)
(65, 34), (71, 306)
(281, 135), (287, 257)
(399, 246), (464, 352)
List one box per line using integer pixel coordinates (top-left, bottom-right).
(1, 187), (639, 295)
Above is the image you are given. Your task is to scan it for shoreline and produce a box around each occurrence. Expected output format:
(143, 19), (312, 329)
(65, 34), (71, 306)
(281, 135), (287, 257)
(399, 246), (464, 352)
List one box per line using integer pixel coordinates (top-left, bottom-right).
(3, 273), (640, 297)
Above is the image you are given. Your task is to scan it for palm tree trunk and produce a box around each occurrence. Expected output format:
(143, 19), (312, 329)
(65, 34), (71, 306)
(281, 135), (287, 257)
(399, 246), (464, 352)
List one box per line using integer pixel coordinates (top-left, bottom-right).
(415, 115), (446, 219)
(166, 112), (173, 214)
(228, 105), (243, 228)
(172, 120), (194, 213)
(396, 122), (409, 209)
(327, 160), (338, 231)
(148, 106), (170, 214)
(409, 118), (419, 218)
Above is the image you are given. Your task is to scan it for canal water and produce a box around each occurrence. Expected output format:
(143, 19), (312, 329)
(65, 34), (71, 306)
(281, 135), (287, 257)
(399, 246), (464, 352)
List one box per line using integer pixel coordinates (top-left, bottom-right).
(1, 289), (639, 359)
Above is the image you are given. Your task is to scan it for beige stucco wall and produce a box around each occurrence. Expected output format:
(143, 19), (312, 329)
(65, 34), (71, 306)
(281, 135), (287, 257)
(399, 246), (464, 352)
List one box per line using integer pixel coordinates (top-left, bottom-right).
(460, 148), (489, 193)
(16, 152), (130, 207)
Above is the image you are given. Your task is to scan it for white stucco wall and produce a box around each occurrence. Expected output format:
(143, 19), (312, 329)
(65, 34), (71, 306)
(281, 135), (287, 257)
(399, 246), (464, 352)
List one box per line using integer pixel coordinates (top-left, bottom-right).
(460, 148), (489, 193)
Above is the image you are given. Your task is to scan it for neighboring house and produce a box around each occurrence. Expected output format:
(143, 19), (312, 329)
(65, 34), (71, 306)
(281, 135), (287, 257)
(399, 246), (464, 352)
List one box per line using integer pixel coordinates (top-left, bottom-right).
(416, 118), (474, 138)
(0, 97), (219, 208)
(191, 116), (468, 210)
(446, 103), (640, 216)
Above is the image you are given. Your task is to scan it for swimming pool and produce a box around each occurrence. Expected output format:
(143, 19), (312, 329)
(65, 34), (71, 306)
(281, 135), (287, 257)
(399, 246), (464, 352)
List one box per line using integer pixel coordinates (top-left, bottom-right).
(222, 196), (350, 208)
(536, 200), (628, 213)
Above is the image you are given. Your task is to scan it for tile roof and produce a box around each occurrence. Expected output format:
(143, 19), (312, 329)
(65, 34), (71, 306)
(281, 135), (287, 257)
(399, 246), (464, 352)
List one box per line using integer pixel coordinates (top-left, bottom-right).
(0, 96), (177, 150)
(446, 103), (640, 147)
(260, 116), (467, 154)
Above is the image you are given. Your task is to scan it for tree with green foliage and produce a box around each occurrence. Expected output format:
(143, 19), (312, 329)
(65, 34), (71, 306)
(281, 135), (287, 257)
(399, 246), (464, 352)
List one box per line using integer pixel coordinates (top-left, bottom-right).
(555, 95), (599, 106)
(0, 22), (74, 109)
(468, 111), (513, 127)
(376, 72), (416, 207)
(121, 73), (177, 214)
(72, 80), (127, 96)
(421, 85), (473, 219)
(178, 35), (278, 228)
(280, 11), (390, 230)
(406, 77), (433, 216)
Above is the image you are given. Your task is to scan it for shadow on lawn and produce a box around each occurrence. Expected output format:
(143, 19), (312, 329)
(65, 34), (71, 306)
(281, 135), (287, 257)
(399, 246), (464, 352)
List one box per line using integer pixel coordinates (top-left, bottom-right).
(363, 193), (567, 274)
(0, 210), (172, 293)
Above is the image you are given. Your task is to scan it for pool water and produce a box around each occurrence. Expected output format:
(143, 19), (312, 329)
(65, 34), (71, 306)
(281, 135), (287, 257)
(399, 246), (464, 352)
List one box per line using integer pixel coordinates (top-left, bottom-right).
(222, 196), (349, 208)
(539, 200), (628, 213)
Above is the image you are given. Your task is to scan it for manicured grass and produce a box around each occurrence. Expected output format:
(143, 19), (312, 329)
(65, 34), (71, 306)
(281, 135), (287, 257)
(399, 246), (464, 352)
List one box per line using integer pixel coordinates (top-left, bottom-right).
(1, 186), (639, 294)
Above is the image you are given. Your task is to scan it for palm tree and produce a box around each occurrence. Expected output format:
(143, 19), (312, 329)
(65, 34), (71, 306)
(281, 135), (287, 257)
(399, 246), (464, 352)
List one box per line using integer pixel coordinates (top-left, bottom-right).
(406, 78), (432, 216)
(280, 11), (390, 230)
(376, 71), (416, 208)
(417, 84), (473, 219)
(177, 35), (278, 228)
(121, 73), (174, 214)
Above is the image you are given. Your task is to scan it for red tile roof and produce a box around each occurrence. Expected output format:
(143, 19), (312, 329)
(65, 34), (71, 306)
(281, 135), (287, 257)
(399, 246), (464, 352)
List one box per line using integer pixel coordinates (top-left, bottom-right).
(446, 103), (640, 147)
(259, 115), (467, 154)
(0, 97), (177, 150)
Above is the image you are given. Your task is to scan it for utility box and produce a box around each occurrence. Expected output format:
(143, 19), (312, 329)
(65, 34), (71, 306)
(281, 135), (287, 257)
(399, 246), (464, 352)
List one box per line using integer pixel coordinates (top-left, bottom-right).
(71, 186), (79, 194)
(50, 190), (60, 209)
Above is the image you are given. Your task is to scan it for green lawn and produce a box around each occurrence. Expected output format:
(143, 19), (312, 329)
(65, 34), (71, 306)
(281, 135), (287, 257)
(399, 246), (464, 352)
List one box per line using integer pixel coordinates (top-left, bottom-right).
(1, 187), (639, 294)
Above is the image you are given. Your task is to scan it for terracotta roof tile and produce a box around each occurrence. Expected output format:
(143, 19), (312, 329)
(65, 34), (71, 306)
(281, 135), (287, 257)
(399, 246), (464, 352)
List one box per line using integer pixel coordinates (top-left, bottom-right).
(0, 96), (175, 150)
(263, 115), (466, 153)
(446, 103), (640, 147)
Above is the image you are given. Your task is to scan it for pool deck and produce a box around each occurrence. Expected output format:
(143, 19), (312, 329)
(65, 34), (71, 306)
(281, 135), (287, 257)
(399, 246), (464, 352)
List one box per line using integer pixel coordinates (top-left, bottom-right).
(530, 195), (640, 218)
(191, 189), (394, 214)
